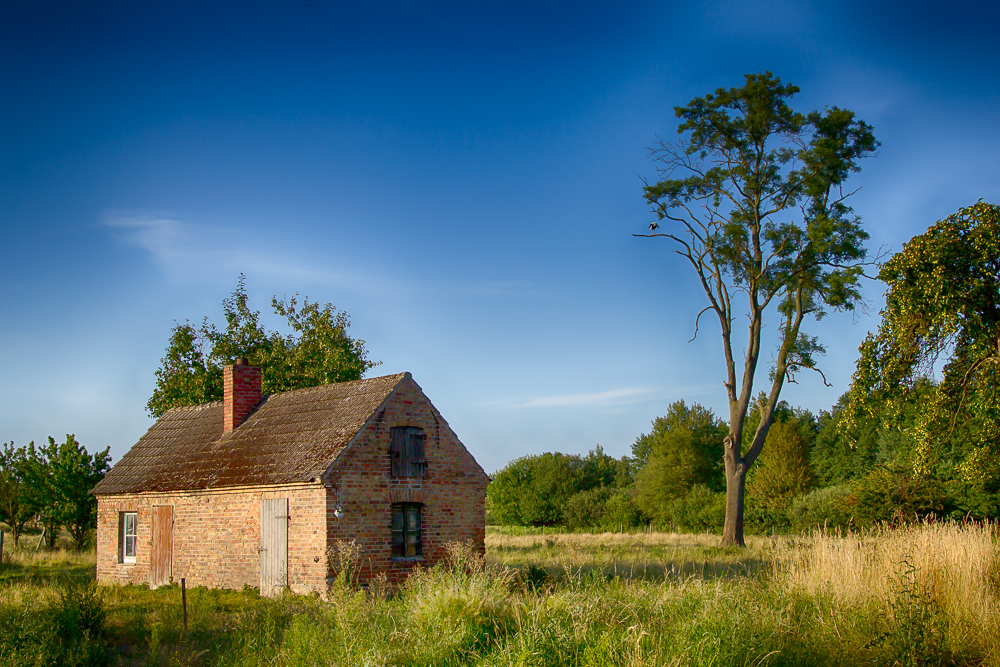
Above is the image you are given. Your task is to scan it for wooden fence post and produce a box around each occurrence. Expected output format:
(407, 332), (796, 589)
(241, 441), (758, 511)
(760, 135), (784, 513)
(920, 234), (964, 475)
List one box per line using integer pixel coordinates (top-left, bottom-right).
(181, 578), (188, 632)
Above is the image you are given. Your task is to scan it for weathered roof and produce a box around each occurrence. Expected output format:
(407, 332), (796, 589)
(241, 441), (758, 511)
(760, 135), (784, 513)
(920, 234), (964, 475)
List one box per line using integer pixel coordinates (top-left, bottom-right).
(92, 373), (407, 495)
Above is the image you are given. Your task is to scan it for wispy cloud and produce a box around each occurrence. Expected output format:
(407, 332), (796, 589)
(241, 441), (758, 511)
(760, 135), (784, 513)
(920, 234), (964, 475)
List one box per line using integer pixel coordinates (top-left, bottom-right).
(473, 382), (721, 411)
(103, 213), (364, 287)
(514, 387), (658, 408)
(475, 386), (664, 409)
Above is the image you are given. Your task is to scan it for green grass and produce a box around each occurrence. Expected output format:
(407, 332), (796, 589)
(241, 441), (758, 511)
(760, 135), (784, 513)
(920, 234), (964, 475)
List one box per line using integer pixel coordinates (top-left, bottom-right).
(1, 525), (997, 666)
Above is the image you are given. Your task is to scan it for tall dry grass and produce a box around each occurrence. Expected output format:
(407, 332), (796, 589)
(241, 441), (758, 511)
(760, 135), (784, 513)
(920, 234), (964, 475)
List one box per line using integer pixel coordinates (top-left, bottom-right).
(779, 521), (1000, 663)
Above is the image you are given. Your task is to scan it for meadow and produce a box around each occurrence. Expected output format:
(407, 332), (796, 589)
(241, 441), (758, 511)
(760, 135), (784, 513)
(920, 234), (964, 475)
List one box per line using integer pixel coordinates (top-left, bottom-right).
(1, 522), (998, 666)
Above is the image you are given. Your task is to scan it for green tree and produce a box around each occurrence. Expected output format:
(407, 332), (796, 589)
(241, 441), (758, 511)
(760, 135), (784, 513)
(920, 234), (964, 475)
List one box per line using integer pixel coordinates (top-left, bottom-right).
(847, 201), (1000, 512)
(0, 443), (39, 544)
(639, 72), (878, 545)
(632, 401), (727, 525)
(487, 447), (622, 527)
(147, 275), (378, 416)
(24, 436), (111, 551)
(811, 393), (877, 486)
(745, 419), (814, 510)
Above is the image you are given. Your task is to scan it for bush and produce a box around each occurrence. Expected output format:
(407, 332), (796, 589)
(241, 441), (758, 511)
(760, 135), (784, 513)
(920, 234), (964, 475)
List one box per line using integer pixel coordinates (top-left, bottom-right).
(563, 487), (612, 529)
(663, 485), (726, 532)
(600, 490), (644, 531)
(852, 467), (949, 526)
(787, 484), (855, 531)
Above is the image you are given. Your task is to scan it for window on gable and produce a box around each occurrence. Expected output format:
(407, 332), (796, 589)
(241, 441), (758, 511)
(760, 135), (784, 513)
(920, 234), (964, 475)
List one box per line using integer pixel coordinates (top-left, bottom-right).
(390, 426), (426, 477)
(391, 503), (422, 558)
(121, 512), (137, 563)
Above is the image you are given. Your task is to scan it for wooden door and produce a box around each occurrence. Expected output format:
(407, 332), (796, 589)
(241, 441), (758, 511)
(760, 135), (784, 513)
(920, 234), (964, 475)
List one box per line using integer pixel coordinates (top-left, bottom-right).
(149, 506), (173, 588)
(260, 498), (289, 596)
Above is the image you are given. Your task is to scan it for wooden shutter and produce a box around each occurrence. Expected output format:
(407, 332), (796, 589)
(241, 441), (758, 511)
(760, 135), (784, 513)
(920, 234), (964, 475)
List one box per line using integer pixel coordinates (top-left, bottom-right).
(149, 506), (173, 589)
(410, 430), (426, 478)
(260, 498), (289, 597)
(390, 427), (404, 477)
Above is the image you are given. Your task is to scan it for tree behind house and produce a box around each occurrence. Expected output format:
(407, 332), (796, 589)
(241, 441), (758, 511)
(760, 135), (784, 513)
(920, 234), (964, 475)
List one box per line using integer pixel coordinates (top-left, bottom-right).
(147, 275), (378, 416)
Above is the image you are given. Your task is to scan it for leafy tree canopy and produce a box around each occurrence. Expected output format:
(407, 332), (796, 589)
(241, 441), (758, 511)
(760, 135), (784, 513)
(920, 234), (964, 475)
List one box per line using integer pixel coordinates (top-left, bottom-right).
(34, 435), (112, 550)
(487, 447), (625, 527)
(0, 442), (37, 543)
(147, 276), (378, 417)
(632, 401), (727, 525)
(847, 202), (1000, 485)
(640, 71), (878, 545)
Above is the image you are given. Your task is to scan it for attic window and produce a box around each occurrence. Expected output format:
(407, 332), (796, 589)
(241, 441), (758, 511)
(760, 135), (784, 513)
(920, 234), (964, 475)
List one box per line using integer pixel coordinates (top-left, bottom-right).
(391, 503), (422, 558)
(390, 426), (426, 478)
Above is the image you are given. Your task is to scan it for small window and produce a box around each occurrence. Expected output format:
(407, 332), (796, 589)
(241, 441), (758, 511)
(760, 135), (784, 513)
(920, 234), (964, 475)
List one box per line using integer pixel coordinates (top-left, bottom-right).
(121, 512), (137, 563)
(391, 503), (422, 558)
(390, 426), (426, 477)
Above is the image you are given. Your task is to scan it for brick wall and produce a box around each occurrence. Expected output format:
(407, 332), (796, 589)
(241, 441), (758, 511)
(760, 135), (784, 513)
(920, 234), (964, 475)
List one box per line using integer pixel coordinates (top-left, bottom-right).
(95, 482), (327, 595)
(324, 375), (489, 585)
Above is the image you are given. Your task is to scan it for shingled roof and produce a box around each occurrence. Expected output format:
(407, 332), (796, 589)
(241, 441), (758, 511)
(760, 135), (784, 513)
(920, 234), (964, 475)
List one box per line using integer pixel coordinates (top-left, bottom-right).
(92, 373), (408, 495)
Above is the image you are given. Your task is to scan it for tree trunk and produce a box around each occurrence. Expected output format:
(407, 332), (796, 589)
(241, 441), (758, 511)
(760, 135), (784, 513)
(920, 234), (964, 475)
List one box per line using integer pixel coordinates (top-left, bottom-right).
(721, 456), (747, 547)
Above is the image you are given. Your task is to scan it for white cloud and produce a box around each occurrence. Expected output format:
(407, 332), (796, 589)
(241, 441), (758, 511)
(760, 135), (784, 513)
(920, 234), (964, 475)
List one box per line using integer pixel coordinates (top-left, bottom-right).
(471, 386), (661, 410)
(515, 387), (658, 408)
(102, 213), (362, 287)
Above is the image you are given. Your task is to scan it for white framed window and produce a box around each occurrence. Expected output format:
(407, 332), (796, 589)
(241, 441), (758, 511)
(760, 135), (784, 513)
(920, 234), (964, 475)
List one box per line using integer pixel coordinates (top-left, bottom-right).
(122, 512), (137, 563)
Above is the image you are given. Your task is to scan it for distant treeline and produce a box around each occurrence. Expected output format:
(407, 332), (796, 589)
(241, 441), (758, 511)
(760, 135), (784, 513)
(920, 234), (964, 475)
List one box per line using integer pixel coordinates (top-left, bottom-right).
(0, 436), (110, 550)
(488, 384), (1000, 533)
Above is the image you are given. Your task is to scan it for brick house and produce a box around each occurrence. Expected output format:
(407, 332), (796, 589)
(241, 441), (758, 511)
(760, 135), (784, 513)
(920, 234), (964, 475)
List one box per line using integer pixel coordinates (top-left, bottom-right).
(91, 361), (489, 595)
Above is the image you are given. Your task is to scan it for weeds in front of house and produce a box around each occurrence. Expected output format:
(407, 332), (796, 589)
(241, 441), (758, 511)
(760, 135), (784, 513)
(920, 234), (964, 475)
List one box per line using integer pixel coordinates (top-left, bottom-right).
(1, 522), (998, 665)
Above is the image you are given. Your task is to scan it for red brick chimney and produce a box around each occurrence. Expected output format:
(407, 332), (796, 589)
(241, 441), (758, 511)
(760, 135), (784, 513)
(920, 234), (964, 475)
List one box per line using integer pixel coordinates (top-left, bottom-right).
(223, 358), (261, 432)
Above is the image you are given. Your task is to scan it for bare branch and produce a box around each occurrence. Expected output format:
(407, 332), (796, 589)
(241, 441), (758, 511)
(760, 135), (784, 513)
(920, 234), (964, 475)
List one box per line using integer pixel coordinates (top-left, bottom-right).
(689, 306), (714, 342)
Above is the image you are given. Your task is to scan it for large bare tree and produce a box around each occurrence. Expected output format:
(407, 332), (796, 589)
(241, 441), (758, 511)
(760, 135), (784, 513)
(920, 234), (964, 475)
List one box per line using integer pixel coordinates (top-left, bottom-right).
(638, 72), (878, 545)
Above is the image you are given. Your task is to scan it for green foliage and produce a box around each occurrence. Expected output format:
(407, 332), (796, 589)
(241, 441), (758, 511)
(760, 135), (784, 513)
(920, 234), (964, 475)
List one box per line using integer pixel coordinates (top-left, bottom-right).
(21, 436), (111, 551)
(563, 487), (613, 529)
(0, 443), (37, 543)
(488, 447), (626, 527)
(786, 484), (855, 531)
(811, 393), (879, 485)
(746, 418), (815, 511)
(632, 401), (726, 525)
(642, 72), (878, 543)
(0, 581), (108, 667)
(848, 201), (1000, 482)
(0, 437), (109, 551)
(488, 452), (583, 526)
(850, 466), (949, 526)
(601, 490), (644, 530)
(147, 275), (378, 416)
(661, 484), (727, 532)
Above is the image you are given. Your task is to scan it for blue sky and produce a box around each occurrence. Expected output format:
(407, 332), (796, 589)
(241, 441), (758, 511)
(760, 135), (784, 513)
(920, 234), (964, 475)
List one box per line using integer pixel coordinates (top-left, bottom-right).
(2, 0), (998, 475)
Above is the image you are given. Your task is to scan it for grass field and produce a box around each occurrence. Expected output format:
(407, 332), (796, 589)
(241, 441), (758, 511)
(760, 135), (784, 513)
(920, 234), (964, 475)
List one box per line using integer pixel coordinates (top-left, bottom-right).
(1, 522), (998, 666)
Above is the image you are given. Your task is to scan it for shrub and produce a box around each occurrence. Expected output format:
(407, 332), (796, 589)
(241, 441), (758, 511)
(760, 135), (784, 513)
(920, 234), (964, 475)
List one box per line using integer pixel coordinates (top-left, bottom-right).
(664, 484), (726, 532)
(787, 484), (855, 531)
(852, 466), (949, 526)
(600, 490), (644, 531)
(563, 487), (612, 529)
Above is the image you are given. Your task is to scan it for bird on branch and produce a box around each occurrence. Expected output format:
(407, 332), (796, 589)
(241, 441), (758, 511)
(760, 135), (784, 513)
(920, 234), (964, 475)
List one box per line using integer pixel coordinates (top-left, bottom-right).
(648, 222), (660, 231)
